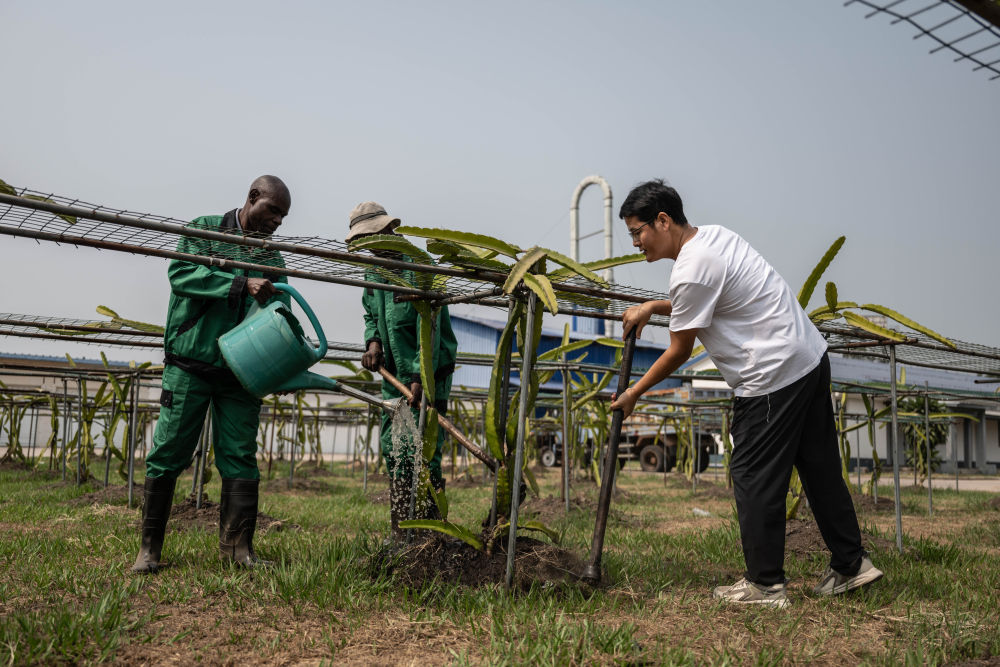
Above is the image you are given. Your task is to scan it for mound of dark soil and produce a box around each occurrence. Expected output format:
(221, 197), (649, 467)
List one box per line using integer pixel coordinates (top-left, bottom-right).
(784, 518), (895, 557)
(366, 487), (392, 505)
(378, 533), (584, 590)
(851, 492), (896, 513)
(446, 477), (488, 490)
(167, 495), (299, 534)
(0, 459), (33, 471)
(264, 476), (331, 493)
(68, 481), (144, 506)
(691, 479), (734, 499)
(988, 496), (1000, 511)
(519, 494), (590, 525)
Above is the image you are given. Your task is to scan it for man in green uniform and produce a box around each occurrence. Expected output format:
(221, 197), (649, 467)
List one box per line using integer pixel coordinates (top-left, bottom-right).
(132, 175), (292, 573)
(348, 201), (458, 542)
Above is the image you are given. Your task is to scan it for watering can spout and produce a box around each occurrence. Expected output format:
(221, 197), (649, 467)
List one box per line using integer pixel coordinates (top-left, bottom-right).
(274, 371), (340, 395)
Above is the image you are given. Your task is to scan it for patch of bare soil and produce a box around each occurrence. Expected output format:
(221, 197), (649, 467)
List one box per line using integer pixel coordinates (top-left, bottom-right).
(294, 464), (335, 478)
(263, 476), (332, 493)
(0, 459), (33, 471)
(519, 494), (590, 525)
(368, 485), (390, 505)
(446, 476), (488, 489)
(691, 479), (734, 499)
(947, 657), (1000, 667)
(784, 518), (895, 557)
(67, 482), (144, 506)
(167, 495), (299, 534)
(377, 533), (584, 590)
(852, 492), (896, 513)
(988, 496), (1000, 510)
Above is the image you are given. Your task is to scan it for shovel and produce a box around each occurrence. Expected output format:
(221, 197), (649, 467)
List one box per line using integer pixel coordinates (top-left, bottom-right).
(377, 367), (497, 472)
(581, 326), (637, 585)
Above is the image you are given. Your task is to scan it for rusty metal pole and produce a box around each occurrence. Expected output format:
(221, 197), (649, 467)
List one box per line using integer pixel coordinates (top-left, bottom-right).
(581, 327), (637, 585)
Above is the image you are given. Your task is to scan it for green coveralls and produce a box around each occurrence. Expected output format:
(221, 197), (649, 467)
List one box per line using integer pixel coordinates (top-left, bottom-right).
(146, 210), (290, 481)
(362, 266), (457, 489)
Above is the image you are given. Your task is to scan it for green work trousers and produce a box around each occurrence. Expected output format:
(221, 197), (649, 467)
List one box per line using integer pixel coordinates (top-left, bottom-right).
(146, 365), (263, 480)
(379, 381), (444, 490)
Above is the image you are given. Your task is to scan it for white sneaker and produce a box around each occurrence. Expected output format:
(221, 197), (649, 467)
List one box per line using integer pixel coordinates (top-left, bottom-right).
(813, 556), (884, 595)
(712, 577), (789, 608)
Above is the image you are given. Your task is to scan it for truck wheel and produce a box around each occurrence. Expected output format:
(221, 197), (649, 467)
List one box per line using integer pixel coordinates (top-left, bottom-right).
(664, 444), (677, 472)
(695, 438), (713, 473)
(638, 443), (664, 472)
(540, 449), (557, 467)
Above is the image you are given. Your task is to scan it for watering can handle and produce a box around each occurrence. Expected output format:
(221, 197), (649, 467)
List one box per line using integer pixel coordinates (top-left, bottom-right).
(274, 283), (328, 361)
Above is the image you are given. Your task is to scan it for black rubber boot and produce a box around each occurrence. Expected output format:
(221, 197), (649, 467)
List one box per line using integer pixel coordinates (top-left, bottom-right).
(219, 478), (271, 568)
(131, 476), (176, 574)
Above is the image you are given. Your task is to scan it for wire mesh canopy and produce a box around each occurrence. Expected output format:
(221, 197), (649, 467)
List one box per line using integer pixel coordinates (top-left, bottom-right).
(0, 187), (668, 327)
(3, 185), (1000, 378)
(845, 0), (1000, 79)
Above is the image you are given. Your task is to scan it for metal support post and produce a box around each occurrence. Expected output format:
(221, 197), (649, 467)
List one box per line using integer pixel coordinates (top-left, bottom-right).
(105, 392), (116, 488)
(76, 378), (84, 484)
(126, 373), (139, 509)
(62, 378), (69, 480)
(363, 406), (373, 493)
(924, 381), (932, 516)
(692, 412), (700, 494)
(505, 291), (539, 589)
(888, 346), (903, 554)
(562, 358), (571, 513)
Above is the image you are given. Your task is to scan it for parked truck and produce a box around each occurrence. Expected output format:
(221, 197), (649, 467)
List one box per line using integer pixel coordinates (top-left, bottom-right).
(537, 415), (717, 473)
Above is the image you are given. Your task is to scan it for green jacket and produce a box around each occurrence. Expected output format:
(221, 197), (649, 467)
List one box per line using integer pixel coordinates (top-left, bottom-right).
(362, 263), (457, 405)
(164, 209), (290, 378)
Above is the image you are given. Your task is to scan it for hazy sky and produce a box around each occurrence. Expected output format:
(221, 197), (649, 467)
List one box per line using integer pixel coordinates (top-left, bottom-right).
(1, 1), (997, 365)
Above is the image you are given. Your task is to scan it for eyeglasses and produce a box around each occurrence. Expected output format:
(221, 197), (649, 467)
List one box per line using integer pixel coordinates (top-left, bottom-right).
(627, 220), (654, 241)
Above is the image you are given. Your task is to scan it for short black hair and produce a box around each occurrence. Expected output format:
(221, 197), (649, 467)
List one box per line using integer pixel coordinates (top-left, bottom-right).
(618, 179), (688, 225)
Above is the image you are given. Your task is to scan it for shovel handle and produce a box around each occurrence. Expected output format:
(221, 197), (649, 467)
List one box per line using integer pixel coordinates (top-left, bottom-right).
(582, 326), (637, 584)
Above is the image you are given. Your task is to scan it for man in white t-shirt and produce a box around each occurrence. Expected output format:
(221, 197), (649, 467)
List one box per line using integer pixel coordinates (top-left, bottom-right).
(610, 180), (883, 607)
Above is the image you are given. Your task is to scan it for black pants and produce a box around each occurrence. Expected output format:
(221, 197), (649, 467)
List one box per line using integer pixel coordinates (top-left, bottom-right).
(730, 353), (864, 586)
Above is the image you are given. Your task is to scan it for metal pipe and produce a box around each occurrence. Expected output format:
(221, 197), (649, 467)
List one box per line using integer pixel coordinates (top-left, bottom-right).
(569, 175), (615, 337)
(61, 378), (69, 480)
(363, 406), (373, 493)
(505, 291), (539, 589)
(76, 378), (83, 484)
(562, 355), (571, 513)
(126, 372), (139, 509)
(888, 346), (903, 554)
(581, 327), (637, 584)
(924, 381), (932, 516)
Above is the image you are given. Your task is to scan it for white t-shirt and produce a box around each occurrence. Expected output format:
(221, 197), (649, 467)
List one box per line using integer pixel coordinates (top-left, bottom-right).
(668, 225), (827, 397)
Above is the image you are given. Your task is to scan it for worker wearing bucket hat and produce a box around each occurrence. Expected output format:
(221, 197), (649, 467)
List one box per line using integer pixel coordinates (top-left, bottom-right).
(348, 201), (458, 544)
(131, 175), (292, 574)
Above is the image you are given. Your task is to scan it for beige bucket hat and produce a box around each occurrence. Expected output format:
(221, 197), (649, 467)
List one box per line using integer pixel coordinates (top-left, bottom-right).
(346, 201), (400, 242)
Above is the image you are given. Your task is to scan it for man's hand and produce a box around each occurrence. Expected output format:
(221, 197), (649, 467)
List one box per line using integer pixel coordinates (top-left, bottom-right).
(361, 341), (384, 371)
(246, 278), (278, 304)
(609, 387), (639, 419)
(622, 303), (653, 340)
(408, 381), (423, 409)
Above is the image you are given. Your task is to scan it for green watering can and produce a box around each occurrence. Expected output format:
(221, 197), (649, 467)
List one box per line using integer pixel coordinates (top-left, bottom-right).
(218, 283), (399, 411)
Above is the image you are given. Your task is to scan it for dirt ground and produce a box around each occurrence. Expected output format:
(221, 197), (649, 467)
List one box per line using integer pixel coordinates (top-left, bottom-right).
(375, 533), (584, 590)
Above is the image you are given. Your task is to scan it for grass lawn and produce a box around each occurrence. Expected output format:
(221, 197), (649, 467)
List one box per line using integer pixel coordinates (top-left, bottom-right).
(1, 459), (999, 665)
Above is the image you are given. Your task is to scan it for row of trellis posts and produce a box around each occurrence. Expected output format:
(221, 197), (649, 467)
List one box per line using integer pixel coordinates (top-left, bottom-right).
(1, 338), (984, 560)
